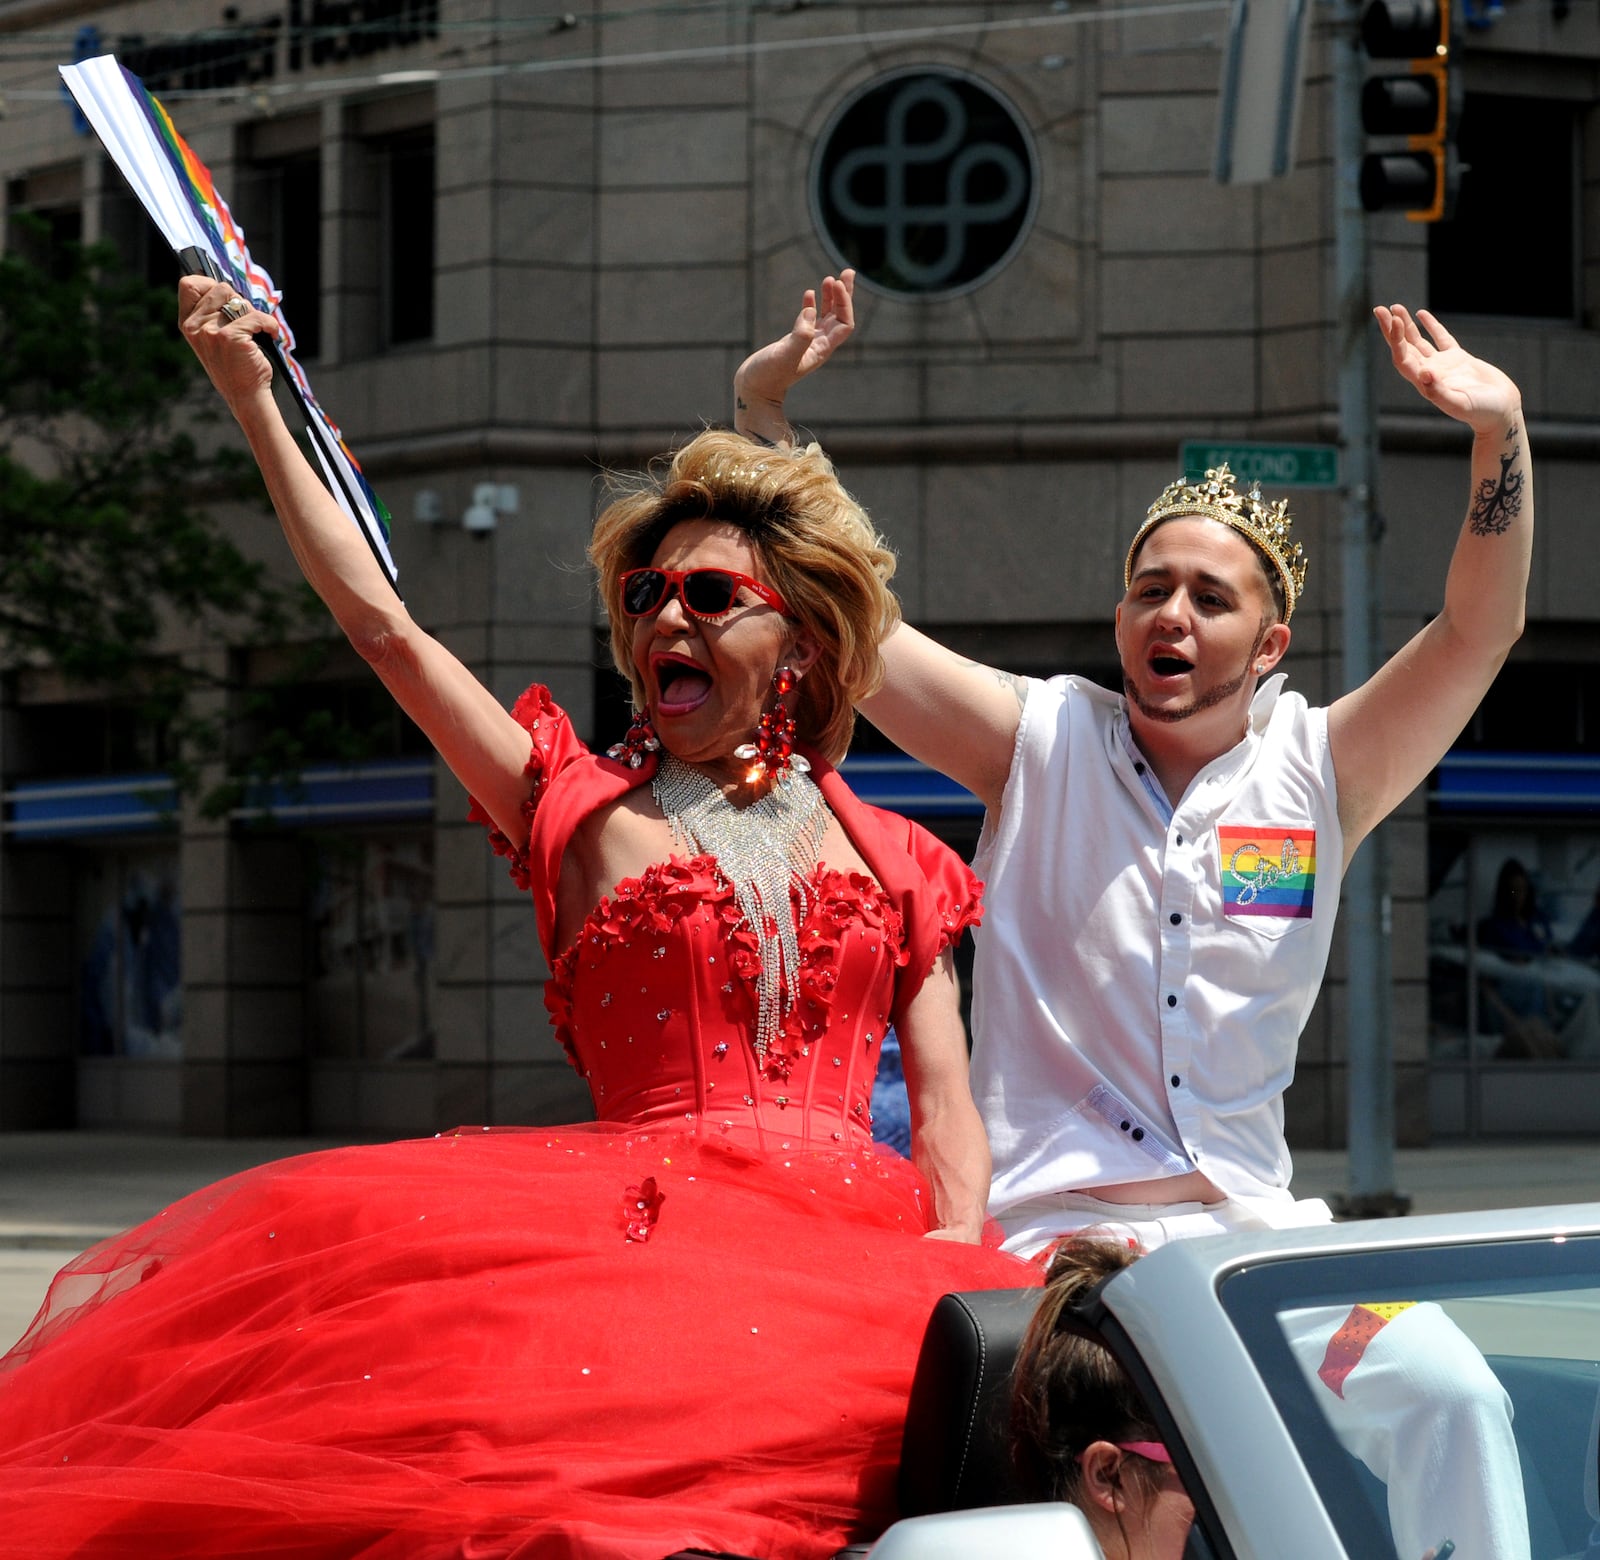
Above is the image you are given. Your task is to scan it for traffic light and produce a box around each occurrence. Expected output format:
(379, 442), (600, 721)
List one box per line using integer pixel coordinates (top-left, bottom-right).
(1358, 0), (1463, 221)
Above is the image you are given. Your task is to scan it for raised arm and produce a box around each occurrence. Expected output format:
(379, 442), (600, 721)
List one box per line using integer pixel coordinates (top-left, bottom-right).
(733, 271), (857, 447)
(859, 629), (1025, 814)
(735, 278), (1025, 809)
(1328, 306), (1531, 857)
(178, 278), (535, 847)
(896, 947), (991, 1243)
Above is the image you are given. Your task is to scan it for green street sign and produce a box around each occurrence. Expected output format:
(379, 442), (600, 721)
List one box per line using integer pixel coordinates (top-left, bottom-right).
(1180, 441), (1340, 490)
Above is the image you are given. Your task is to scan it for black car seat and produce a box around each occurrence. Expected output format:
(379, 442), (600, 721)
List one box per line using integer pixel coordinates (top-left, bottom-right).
(897, 1287), (1043, 1514)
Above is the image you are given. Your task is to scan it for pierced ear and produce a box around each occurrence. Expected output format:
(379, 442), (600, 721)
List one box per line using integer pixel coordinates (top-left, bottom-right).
(1257, 619), (1291, 673)
(784, 629), (822, 677)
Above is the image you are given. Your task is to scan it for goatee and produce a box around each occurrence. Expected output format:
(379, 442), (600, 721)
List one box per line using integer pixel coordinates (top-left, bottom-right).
(1122, 657), (1253, 725)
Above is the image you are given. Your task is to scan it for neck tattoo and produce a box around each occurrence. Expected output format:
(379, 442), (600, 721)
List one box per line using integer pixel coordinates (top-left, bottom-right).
(652, 753), (829, 1060)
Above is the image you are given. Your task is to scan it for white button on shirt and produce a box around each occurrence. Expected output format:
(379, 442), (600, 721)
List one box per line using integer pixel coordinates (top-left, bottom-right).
(969, 673), (1342, 1226)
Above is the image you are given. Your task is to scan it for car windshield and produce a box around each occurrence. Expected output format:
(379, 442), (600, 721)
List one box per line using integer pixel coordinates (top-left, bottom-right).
(1218, 1231), (1600, 1560)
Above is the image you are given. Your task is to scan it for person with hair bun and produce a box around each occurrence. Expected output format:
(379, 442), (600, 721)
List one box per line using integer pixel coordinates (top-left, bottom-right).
(1011, 1240), (1195, 1560)
(0, 281), (1035, 1557)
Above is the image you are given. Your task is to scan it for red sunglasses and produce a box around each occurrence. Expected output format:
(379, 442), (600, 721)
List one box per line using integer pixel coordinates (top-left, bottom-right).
(620, 566), (789, 620)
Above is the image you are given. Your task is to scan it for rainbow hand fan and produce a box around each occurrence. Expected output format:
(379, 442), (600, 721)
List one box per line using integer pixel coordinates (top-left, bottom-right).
(59, 53), (400, 591)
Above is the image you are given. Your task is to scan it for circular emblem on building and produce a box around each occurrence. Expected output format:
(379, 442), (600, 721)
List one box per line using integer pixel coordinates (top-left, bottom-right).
(811, 67), (1038, 298)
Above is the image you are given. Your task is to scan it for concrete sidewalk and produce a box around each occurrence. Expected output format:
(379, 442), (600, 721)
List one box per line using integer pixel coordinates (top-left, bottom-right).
(1293, 1138), (1600, 1217)
(0, 1132), (361, 1351)
(0, 1131), (1595, 1351)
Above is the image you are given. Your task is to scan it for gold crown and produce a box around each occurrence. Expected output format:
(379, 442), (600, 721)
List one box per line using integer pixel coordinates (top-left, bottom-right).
(1124, 464), (1308, 620)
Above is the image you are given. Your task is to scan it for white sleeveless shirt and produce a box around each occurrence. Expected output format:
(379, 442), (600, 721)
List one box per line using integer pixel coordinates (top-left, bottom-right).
(970, 673), (1342, 1221)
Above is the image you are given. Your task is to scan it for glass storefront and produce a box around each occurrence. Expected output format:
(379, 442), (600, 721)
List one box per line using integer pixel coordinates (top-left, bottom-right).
(75, 846), (183, 1060)
(308, 832), (436, 1062)
(1430, 826), (1600, 1068)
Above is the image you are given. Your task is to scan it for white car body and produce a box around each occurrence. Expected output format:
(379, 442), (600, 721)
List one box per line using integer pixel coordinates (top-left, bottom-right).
(873, 1202), (1600, 1559)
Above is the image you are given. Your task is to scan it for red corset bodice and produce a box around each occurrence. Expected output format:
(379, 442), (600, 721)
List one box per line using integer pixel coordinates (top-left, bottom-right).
(548, 854), (906, 1152)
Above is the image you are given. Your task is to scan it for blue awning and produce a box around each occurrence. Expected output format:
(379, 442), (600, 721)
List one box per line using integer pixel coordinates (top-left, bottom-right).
(837, 755), (982, 817)
(4, 760), (437, 841)
(3, 773), (179, 839)
(232, 759), (436, 823)
(20, 752), (1586, 838)
(1433, 753), (1600, 814)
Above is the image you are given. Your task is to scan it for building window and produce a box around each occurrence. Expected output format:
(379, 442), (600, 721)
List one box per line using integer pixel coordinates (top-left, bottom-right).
(810, 68), (1037, 299)
(10, 700), (171, 778)
(1459, 660), (1597, 754)
(1429, 94), (1577, 320)
(6, 166), (82, 269)
(237, 147), (323, 359)
(340, 94), (434, 359)
(308, 832), (435, 1060)
(101, 169), (175, 290)
(380, 129), (435, 347)
(229, 668), (433, 769)
(76, 847), (182, 1059)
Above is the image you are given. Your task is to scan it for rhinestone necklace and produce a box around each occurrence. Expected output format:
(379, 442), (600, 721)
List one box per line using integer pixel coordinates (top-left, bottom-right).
(652, 753), (829, 1060)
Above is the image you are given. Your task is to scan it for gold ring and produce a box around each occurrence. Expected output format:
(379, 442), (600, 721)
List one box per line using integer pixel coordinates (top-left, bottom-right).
(220, 296), (250, 323)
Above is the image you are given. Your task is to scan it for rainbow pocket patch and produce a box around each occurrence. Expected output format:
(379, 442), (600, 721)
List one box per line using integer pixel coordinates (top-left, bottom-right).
(1218, 825), (1316, 920)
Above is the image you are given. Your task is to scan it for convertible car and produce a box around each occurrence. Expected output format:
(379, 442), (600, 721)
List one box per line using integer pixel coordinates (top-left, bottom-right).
(876, 1202), (1600, 1559)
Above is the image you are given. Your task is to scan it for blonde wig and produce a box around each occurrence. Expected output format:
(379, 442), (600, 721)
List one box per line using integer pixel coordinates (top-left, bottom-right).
(589, 429), (899, 765)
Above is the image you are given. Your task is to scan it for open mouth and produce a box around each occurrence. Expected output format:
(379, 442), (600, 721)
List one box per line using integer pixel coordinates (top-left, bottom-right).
(652, 654), (712, 715)
(1150, 654), (1193, 678)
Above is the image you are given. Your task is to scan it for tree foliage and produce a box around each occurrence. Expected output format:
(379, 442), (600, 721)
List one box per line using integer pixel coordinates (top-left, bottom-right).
(0, 225), (359, 814)
(0, 224), (290, 682)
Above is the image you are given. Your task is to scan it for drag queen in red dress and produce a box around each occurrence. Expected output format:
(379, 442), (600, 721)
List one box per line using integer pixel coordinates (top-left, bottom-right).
(0, 279), (1033, 1557)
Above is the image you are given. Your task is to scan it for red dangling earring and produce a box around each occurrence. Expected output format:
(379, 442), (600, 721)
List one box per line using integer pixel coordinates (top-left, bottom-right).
(607, 707), (661, 769)
(736, 666), (810, 784)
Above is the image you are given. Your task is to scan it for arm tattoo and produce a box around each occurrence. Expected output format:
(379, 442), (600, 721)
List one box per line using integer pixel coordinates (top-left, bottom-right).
(1467, 431), (1524, 537)
(954, 657), (1027, 712)
(995, 668), (1028, 713)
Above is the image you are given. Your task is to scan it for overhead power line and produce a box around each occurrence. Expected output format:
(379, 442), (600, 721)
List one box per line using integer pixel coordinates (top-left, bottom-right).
(0, 0), (1227, 104)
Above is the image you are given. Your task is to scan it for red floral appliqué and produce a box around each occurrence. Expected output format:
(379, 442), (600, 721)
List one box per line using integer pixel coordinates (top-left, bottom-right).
(598, 859), (707, 942)
(761, 1032), (801, 1082)
(624, 1177), (666, 1242)
(548, 858), (732, 1067)
(548, 861), (909, 1089)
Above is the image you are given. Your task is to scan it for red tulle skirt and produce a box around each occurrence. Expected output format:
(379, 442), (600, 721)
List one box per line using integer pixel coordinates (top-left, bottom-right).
(0, 1126), (1033, 1558)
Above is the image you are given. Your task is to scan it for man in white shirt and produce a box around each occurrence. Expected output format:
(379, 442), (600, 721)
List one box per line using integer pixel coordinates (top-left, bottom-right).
(736, 281), (1533, 1559)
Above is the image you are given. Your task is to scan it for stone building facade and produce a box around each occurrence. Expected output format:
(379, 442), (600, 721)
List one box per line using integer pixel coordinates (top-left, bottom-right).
(1, 0), (1598, 1144)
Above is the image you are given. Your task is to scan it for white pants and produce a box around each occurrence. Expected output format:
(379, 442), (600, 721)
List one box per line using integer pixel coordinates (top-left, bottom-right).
(1004, 1194), (1531, 1560)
